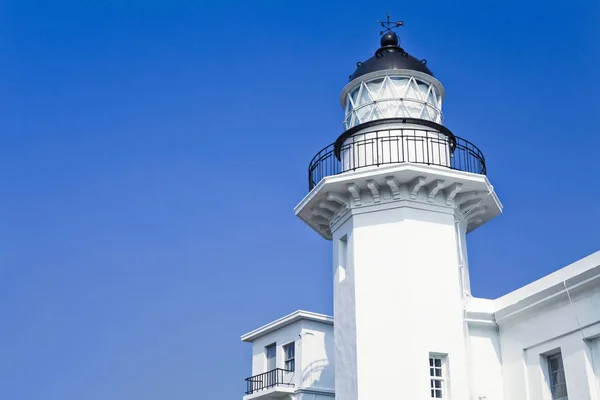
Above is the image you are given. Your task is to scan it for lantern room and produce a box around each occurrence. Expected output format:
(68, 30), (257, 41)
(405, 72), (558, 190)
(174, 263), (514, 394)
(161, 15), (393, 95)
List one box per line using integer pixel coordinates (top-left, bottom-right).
(341, 31), (445, 130)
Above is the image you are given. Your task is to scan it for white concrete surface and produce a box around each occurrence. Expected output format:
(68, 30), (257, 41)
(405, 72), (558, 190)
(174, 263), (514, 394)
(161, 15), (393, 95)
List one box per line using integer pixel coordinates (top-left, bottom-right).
(241, 311), (334, 400)
(242, 250), (600, 400)
(330, 189), (473, 400)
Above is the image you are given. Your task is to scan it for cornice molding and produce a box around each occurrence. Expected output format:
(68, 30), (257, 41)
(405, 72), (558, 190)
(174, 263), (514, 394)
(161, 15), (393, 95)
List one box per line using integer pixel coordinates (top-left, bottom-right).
(295, 164), (501, 240)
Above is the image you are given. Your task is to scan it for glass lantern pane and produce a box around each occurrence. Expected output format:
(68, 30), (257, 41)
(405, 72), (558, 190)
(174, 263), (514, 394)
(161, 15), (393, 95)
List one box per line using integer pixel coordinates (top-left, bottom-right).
(355, 105), (372, 124)
(366, 78), (384, 100)
(379, 77), (398, 100)
(379, 99), (399, 118)
(395, 101), (410, 117)
(370, 104), (384, 120)
(391, 76), (408, 97)
(356, 83), (373, 106)
(427, 106), (439, 122)
(427, 87), (437, 106)
(405, 100), (423, 118)
(416, 81), (429, 101)
(345, 99), (353, 116)
(405, 78), (420, 100)
(350, 86), (360, 105)
(421, 106), (432, 120)
(347, 113), (356, 129)
(344, 119), (350, 130)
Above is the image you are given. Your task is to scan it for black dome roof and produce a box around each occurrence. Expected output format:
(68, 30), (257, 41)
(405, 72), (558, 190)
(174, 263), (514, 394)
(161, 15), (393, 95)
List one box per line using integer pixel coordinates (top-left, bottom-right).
(350, 32), (433, 81)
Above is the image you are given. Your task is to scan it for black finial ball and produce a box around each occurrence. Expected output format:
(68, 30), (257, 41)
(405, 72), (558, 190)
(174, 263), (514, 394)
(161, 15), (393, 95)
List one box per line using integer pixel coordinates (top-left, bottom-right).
(380, 31), (399, 47)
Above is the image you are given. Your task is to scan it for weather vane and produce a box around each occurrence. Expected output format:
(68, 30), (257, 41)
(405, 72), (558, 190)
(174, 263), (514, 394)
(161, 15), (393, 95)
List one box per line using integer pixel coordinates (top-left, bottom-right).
(377, 12), (403, 35)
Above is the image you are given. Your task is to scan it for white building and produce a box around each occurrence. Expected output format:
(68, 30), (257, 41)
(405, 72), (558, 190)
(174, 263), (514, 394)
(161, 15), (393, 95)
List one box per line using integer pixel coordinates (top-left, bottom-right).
(241, 20), (600, 400)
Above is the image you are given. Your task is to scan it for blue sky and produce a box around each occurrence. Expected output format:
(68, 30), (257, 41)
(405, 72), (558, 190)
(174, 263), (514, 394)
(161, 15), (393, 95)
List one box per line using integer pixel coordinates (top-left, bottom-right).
(1, 0), (599, 399)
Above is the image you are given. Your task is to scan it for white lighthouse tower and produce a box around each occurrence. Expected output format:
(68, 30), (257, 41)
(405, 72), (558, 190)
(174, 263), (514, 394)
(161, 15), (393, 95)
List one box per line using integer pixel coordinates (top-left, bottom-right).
(295, 17), (503, 400)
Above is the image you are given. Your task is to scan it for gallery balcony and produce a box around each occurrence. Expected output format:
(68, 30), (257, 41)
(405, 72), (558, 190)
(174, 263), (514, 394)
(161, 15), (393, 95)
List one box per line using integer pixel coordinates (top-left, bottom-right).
(308, 124), (486, 191)
(244, 368), (294, 399)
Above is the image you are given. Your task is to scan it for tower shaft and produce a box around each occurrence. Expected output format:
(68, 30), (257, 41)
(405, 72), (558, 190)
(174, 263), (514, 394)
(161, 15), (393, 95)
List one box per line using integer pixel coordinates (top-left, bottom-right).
(333, 189), (469, 400)
(295, 163), (502, 400)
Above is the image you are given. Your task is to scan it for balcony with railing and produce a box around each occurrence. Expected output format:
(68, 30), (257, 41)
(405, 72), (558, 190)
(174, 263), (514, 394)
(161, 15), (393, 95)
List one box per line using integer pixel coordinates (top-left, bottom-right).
(244, 368), (294, 398)
(308, 125), (486, 191)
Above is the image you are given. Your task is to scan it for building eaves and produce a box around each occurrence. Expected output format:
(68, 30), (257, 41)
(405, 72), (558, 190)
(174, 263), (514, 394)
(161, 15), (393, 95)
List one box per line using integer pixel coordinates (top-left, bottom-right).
(240, 310), (333, 342)
(492, 251), (600, 322)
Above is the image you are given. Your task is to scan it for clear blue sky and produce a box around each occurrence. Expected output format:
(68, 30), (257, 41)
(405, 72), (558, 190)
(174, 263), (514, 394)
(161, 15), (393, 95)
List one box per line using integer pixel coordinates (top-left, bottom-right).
(1, 0), (599, 399)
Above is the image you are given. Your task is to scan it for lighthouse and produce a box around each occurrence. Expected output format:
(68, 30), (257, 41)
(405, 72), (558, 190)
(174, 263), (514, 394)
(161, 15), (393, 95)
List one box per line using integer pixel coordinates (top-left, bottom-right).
(241, 16), (600, 400)
(295, 16), (503, 400)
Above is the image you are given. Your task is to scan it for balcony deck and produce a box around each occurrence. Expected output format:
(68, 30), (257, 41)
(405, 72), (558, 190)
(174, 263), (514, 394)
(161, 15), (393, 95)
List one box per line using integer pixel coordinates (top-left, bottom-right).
(244, 368), (294, 399)
(308, 121), (486, 191)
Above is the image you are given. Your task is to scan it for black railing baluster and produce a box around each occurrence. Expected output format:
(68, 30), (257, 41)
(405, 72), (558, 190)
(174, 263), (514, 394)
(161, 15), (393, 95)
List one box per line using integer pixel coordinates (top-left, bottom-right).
(307, 128), (486, 191)
(244, 368), (294, 395)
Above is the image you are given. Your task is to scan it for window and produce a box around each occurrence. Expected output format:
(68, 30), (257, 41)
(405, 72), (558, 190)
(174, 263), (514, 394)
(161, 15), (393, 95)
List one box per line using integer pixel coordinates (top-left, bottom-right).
(265, 343), (276, 371)
(591, 339), (600, 393)
(429, 356), (445, 399)
(283, 342), (295, 372)
(547, 353), (568, 400)
(338, 235), (347, 283)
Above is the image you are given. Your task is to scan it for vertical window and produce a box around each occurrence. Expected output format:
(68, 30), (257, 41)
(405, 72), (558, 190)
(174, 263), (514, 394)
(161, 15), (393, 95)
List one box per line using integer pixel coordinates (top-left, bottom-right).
(592, 339), (600, 393)
(429, 356), (446, 399)
(338, 235), (347, 283)
(283, 342), (295, 372)
(548, 353), (568, 400)
(265, 343), (276, 371)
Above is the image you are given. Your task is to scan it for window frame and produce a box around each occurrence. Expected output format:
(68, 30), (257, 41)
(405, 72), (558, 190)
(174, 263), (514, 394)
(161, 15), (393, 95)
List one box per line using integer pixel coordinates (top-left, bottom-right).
(429, 354), (447, 399)
(547, 352), (568, 400)
(283, 341), (295, 372)
(265, 343), (277, 371)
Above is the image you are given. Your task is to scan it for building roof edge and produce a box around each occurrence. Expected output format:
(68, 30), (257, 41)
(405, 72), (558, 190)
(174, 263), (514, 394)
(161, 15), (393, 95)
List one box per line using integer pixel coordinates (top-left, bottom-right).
(493, 251), (600, 322)
(240, 310), (333, 342)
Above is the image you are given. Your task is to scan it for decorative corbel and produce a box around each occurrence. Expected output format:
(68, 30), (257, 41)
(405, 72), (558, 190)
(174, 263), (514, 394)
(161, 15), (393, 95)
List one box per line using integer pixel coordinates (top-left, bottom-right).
(426, 180), (445, 203)
(386, 176), (403, 200)
(319, 201), (340, 214)
(312, 207), (333, 220)
(455, 191), (481, 207)
(347, 183), (362, 206)
(366, 180), (381, 203)
(444, 183), (463, 206)
(326, 192), (347, 205)
(409, 176), (426, 200)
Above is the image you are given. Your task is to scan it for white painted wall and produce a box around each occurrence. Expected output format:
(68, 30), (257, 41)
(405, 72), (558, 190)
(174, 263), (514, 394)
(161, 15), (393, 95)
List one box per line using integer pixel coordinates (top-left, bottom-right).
(457, 221), (471, 295)
(468, 324), (504, 400)
(248, 319), (334, 395)
(332, 201), (471, 400)
(591, 337), (600, 397)
(497, 279), (600, 400)
(243, 260), (600, 400)
(249, 320), (302, 388)
(299, 320), (334, 391)
(332, 218), (358, 400)
(294, 393), (334, 400)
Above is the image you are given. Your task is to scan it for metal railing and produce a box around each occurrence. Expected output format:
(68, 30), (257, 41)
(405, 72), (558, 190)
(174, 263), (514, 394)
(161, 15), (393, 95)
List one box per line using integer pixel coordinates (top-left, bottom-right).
(245, 368), (294, 395)
(308, 128), (486, 191)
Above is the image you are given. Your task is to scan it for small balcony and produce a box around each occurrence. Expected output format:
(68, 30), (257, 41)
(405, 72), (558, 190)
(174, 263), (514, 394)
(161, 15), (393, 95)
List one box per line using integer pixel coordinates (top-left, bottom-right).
(308, 122), (486, 191)
(244, 368), (294, 399)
